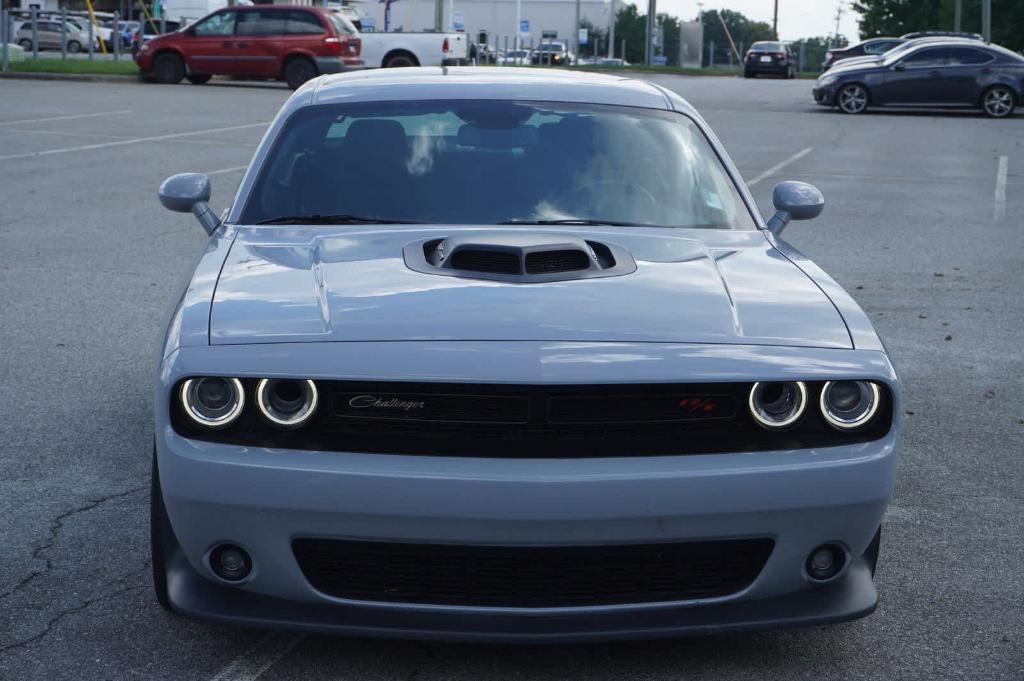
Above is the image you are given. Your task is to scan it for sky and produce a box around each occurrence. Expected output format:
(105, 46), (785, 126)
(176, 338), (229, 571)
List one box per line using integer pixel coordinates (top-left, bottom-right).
(638, 0), (862, 42)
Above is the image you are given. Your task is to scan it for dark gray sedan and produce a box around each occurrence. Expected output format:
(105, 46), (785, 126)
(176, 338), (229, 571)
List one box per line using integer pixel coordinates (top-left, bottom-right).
(813, 40), (1024, 117)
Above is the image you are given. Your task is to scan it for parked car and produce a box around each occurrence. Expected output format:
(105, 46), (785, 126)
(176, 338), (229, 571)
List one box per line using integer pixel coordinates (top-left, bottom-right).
(743, 41), (795, 78)
(819, 35), (981, 72)
(822, 37), (905, 71)
(114, 20), (140, 50)
(151, 68), (900, 640)
(813, 40), (1024, 117)
(500, 48), (529, 65)
(131, 19), (183, 54)
(15, 20), (94, 53)
(531, 41), (573, 65)
(901, 30), (983, 40)
(135, 5), (362, 88)
(355, 27), (467, 68)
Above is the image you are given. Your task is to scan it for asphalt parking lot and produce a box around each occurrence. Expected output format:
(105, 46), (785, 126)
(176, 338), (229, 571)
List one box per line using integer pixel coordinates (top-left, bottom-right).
(1, 73), (1022, 681)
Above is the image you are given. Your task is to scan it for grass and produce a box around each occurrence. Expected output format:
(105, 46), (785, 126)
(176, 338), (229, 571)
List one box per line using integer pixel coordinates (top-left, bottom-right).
(7, 58), (140, 76)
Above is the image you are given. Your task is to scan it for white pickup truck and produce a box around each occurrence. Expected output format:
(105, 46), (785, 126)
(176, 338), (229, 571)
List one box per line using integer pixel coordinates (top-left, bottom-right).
(356, 30), (468, 68)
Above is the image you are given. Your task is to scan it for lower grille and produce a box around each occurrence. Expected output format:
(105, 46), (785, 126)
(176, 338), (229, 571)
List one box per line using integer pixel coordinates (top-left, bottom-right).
(292, 538), (774, 607)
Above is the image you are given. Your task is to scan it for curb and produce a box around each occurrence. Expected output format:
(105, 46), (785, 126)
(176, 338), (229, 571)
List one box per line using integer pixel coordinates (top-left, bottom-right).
(0, 70), (141, 83)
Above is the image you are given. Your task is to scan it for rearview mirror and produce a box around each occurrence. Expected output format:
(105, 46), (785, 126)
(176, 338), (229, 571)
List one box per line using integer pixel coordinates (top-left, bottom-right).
(765, 181), (824, 234)
(158, 173), (221, 235)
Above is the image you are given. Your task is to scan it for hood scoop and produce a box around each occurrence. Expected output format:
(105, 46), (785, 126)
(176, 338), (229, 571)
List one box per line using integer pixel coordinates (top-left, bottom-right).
(403, 232), (637, 283)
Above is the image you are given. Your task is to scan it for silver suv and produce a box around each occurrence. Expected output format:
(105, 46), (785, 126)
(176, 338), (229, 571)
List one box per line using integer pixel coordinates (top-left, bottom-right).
(16, 20), (94, 53)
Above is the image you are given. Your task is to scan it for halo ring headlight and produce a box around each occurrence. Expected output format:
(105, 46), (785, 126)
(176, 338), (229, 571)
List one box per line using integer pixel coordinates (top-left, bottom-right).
(748, 381), (808, 430)
(256, 378), (318, 428)
(180, 377), (245, 429)
(820, 380), (881, 430)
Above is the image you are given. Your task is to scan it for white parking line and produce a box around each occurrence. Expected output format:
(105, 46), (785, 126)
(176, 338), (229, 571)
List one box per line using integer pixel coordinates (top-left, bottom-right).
(747, 146), (814, 187)
(0, 122), (270, 162)
(210, 633), (305, 681)
(0, 110), (132, 127)
(207, 165), (250, 176)
(994, 155), (1008, 222)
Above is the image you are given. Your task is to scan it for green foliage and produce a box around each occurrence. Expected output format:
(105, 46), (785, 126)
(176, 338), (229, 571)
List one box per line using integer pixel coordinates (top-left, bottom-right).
(853, 0), (1024, 52)
(9, 58), (140, 75)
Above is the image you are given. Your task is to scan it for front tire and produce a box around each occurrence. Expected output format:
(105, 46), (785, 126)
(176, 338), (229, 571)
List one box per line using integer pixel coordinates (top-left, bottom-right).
(982, 85), (1015, 118)
(150, 448), (173, 612)
(186, 73), (212, 85)
(152, 53), (185, 84)
(837, 83), (869, 114)
(67, 40), (81, 53)
(284, 57), (317, 89)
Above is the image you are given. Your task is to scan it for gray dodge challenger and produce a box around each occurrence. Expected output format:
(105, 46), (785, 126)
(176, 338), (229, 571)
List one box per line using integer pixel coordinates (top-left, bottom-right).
(152, 67), (900, 641)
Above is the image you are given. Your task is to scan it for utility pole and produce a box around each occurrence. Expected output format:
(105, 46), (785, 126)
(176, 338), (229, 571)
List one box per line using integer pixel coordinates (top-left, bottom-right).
(832, 2), (843, 47)
(644, 0), (655, 65)
(434, 0), (443, 32)
(953, 0), (961, 32)
(607, 0), (615, 58)
(982, 0), (991, 41)
(772, 0), (778, 40)
(514, 0), (520, 52)
(574, 0), (580, 62)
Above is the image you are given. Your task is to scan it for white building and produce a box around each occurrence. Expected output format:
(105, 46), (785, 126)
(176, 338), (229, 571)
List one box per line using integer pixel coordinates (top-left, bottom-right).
(350, 0), (612, 51)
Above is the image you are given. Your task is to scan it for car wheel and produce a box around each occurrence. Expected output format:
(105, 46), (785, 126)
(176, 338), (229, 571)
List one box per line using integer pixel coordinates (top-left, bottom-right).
(18, 39), (32, 51)
(384, 52), (417, 68)
(67, 40), (81, 53)
(152, 53), (185, 85)
(150, 447), (173, 612)
(837, 83), (869, 114)
(186, 73), (212, 85)
(284, 57), (318, 89)
(982, 85), (1015, 118)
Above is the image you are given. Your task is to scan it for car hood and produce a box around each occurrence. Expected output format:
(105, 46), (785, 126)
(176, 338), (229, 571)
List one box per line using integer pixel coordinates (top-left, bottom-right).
(824, 57), (886, 76)
(209, 226), (851, 348)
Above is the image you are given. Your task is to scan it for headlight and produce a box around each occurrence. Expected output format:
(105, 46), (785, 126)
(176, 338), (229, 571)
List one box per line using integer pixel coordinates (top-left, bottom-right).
(748, 381), (807, 429)
(256, 378), (318, 428)
(180, 377), (244, 428)
(819, 381), (881, 430)
(819, 75), (837, 87)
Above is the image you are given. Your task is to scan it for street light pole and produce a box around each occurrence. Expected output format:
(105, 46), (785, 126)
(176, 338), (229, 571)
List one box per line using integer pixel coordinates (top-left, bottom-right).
(772, 0), (778, 40)
(953, 0), (962, 32)
(982, 0), (991, 41)
(607, 0), (615, 58)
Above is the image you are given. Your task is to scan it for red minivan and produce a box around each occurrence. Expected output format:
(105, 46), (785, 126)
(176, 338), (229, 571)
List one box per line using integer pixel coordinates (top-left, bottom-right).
(135, 5), (362, 89)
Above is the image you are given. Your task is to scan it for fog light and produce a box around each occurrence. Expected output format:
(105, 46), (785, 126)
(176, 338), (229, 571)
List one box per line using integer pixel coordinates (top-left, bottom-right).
(210, 544), (252, 582)
(806, 544), (845, 581)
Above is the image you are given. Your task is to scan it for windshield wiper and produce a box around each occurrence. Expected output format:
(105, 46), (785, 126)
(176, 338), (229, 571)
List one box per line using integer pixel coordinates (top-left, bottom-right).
(254, 214), (420, 225)
(497, 218), (648, 227)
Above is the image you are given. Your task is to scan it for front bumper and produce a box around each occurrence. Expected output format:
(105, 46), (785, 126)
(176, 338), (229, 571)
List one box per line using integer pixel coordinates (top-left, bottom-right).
(155, 341), (899, 640)
(813, 84), (835, 105)
(745, 60), (789, 74)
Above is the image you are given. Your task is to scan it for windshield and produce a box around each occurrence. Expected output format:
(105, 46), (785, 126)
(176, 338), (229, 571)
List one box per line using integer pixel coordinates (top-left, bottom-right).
(751, 42), (783, 51)
(240, 100), (756, 230)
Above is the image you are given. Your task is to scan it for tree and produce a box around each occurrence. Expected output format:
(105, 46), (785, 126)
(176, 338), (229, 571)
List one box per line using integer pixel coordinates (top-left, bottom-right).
(853, 0), (1024, 52)
(699, 9), (774, 66)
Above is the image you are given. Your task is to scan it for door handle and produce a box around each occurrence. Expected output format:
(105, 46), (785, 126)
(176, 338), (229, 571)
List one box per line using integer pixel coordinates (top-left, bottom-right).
(222, 41), (233, 48)
(981, 67), (992, 74)
(236, 41), (249, 48)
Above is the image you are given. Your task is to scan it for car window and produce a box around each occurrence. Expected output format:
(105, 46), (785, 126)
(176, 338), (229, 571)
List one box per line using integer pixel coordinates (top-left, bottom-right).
(864, 41), (891, 54)
(241, 100), (758, 231)
(326, 12), (356, 35)
(193, 10), (235, 36)
(900, 47), (947, 67)
(286, 10), (324, 35)
(237, 9), (287, 36)
(948, 47), (993, 65)
(751, 42), (782, 52)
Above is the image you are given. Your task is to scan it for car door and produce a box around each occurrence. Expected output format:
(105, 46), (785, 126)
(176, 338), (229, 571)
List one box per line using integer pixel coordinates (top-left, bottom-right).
(182, 9), (238, 76)
(945, 46), (996, 104)
(233, 8), (286, 78)
(38, 21), (60, 49)
(880, 46), (949, 104)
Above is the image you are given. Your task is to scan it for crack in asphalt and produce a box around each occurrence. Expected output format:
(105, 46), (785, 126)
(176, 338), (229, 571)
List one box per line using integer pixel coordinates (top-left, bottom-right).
(0, 485), (147, 603)
(0, 577), (148, 656)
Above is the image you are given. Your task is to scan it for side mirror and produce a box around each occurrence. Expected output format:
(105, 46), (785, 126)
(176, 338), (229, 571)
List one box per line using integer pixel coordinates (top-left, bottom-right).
(892, 63), (906, 71)
(765, 181), (824, 235)
(158, 173), (221, 235)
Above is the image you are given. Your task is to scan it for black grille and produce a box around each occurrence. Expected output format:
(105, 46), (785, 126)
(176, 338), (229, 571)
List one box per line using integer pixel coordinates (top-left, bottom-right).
(172, 381), (894, 457)
(449, 249), (520, 274)
(525, 249), (591, 274)
(292, 538), (774, 607)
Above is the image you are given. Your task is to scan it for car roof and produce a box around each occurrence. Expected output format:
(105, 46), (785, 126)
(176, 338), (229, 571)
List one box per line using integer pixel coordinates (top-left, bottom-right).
(304, 67), (681, 112)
